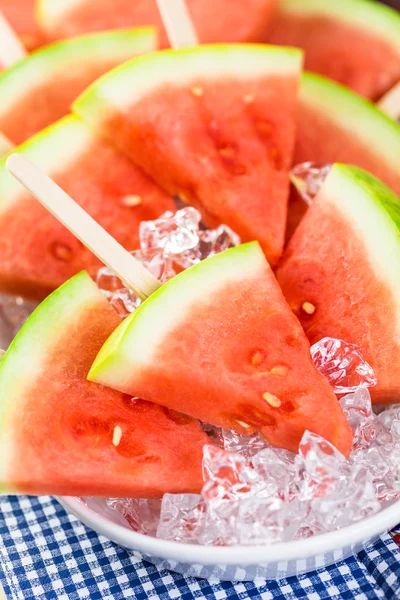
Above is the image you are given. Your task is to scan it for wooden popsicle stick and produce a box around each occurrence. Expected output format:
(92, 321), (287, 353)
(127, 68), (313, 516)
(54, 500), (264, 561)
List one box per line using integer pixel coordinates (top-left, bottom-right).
(6, 154), (162, 300)
(377, 81), (400, 121)
(0, 10), (27, 68)
(156, 0), (199, 48)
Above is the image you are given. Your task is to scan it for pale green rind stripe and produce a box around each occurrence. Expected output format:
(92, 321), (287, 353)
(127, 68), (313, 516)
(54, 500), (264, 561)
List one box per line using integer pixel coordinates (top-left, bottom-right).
(0, 115), (96, 214)
(89, 242), (266, 388)
(73, 44), (303, 116)
(321, 164), (400, 332)
(300, 72), (400, 173)
(279, 0), (400, 53)
(0, 27), (157, 117)
(0, 272), (105, 489)
(330, 163), (400, 237)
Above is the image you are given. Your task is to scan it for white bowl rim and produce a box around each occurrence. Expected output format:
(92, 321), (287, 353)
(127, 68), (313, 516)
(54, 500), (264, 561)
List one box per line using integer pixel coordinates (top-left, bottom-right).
(59, 495), (400, 566)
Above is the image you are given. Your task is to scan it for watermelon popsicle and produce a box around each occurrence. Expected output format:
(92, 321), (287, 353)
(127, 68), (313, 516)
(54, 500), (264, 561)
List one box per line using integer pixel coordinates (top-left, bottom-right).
(73, 43), (303, 267)
(0, 116), (174, 300)
(0, 26), (157, 146)
(267, 0), (400, 100)
(286, 73), (400, 238)
(0, 270), (207, 497)
(278, 163), (400, 404)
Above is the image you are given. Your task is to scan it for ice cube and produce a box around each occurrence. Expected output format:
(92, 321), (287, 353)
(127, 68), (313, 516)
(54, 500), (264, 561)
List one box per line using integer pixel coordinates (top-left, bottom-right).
(106, 498), (161, 535)
(290, 162), (332, 205)
(295, 431), (346, 500)
(340, 388), (378, 449)
(311, 337), (377, 394)
(202, 445), (261, 501)
(251, 447), (296, 500)
(198, 224), (240, 258)
(157, 494), (205, 543)
(96, 267), (124, 297)
(310, 465), (380, 531)
(221, 429), (267, 459)
(140, 207), (201, 257)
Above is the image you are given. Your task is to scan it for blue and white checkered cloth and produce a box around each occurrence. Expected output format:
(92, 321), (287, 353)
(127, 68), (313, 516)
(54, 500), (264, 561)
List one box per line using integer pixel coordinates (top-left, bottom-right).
(0, 495), (400, 600)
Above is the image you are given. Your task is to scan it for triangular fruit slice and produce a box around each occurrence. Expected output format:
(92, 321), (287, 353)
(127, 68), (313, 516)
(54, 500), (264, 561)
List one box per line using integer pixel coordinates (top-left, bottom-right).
(74, 44), (303, 267)
(0, 27), (156, 145)
(287, 72), (400, 236)
(277, 164), (400, 404)
(37, 0), (278, 47)
(0, 0), (42, 50)
(89, 242), (352, 456)
(0, 115), (174, 300)
(0, 271), (207, 497)
(268, 0), (400, 100)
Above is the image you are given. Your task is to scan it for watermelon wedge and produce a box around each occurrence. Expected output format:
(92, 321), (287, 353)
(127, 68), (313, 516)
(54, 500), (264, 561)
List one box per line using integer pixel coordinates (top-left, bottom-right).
(0, 27), (156, 145)
(0, 115), (174, 300)
(268, 0), (400, 100)
(37, 0), (278, 47)
(73, 44), (303, 267)
(0, 271), (207, 497)
(0, 0), (42, 50)
(287, 72), (400, 236)
(89, 242), (352, 456)
(278, 164), (400, 404)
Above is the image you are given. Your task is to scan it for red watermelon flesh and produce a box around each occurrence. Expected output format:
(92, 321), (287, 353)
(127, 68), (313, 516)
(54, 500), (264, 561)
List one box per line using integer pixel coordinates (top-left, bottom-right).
(90, 242), (353, 457)
(0, 116), (174, 300)
(0, 27), (156, 145)
(278, 164), (400, 404)
(73, 45), (303, 267)
(0, 0), (42, 50)
(268, 0), (400, 100)
(286, 73), (400, 239)
(37, 0), (278, 47)
(0, 271), (207, 497)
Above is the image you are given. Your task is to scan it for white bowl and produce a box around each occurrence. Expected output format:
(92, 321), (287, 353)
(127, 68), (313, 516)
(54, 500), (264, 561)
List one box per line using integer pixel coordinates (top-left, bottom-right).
(59, 495), (400, 581)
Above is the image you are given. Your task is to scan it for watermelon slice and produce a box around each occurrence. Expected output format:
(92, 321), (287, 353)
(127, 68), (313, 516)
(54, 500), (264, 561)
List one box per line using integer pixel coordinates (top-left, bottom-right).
(0, 27), (156, 145)
(0, 115), (174, 300)
(89, 242), (352, 456)
(37, 0), (278, 47)
(0, 271), (207, 497)
(287, 72), (400, 236)
(268, 0), (400, 100)
(0, 0), (42, 50)
(73, 44), (303, 267)
(277, 164), (400, 404)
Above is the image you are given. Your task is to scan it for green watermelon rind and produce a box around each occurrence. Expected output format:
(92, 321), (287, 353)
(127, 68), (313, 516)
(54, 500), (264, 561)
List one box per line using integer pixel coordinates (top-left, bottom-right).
(0, 271), (101, 493)
(279, 0), (400, 53)
(320, 163), (400, 305)
(300, 72), (400, 172)
(73, 43), (303, 122)
(0, 115), (97, 213)
(89, 242), (265, 387)
(0, 27), (157, 118)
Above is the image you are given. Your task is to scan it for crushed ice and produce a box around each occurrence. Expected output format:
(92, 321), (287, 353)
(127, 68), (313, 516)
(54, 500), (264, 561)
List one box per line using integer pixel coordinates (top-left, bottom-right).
(96, 207), (240, 317)
(290, 162), (332, 205)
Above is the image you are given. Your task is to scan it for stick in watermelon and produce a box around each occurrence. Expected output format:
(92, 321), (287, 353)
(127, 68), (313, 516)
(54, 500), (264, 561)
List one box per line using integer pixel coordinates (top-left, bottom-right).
(155, 0), (198, 48)
(6, 154), (161, 301)
(0, 10), (27, 68)
(378, 81), (400, 121)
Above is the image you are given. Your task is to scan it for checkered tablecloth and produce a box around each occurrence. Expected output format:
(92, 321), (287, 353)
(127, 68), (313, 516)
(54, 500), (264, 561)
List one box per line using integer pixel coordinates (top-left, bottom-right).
(0, 496), (400, 599)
